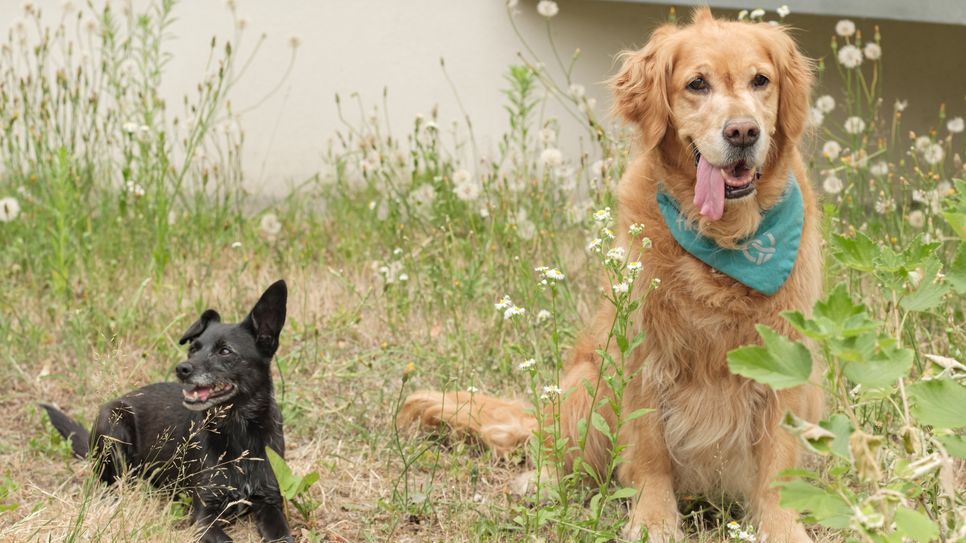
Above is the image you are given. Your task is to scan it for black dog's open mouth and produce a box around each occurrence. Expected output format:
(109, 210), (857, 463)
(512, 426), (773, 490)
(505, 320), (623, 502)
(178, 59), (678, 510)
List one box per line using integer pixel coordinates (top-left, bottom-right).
(182, 382), (236, 410)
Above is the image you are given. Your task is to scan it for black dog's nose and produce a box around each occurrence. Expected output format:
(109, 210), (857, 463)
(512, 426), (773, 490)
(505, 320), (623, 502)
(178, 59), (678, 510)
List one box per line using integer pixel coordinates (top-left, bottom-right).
(723, 118), (760, 148)
(175, 362), (194, 379)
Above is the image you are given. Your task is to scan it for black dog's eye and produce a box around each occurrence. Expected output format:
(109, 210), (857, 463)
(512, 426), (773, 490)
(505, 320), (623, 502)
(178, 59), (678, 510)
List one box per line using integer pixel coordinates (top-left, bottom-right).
(218, 347), (232, 356)
(188, 342), (201, 354)
(752, 74), (769, 88)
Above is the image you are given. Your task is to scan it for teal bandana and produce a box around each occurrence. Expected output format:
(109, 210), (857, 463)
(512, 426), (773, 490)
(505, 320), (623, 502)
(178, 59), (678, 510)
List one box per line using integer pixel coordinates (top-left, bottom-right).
(656, 173), (803, 296)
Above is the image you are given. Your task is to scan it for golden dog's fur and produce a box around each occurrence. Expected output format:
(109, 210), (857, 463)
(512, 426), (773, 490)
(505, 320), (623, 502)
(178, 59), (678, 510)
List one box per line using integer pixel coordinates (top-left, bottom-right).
(399, 9), (822, 542)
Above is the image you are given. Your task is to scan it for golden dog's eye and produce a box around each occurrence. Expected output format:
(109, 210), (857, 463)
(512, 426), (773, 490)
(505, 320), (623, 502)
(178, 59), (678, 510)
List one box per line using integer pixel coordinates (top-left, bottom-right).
(687, 77), (709, 92)
(752, 74), (769, 88)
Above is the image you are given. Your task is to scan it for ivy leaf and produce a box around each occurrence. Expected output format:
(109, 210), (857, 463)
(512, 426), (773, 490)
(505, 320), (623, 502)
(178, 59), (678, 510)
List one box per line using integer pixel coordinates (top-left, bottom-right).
(727, 325), (812, 390)
(907, 378), (966, 429)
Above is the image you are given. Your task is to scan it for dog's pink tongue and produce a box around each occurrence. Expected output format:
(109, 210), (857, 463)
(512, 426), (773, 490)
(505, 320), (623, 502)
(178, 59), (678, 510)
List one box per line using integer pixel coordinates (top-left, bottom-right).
(693, 156), (725, 221)
(196, 387), (211, 402)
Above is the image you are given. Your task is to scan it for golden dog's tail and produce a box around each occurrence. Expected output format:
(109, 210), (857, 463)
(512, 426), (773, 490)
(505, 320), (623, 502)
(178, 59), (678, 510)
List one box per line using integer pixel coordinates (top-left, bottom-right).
(396, 390), (537, 456)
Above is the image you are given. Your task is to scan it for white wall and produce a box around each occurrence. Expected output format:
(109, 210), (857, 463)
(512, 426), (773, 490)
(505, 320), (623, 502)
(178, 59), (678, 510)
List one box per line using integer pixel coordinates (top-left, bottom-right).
(7, 1), (966, 194)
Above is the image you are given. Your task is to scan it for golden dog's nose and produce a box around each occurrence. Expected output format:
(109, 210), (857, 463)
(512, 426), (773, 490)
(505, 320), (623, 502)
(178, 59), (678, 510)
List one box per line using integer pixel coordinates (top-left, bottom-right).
(723, 118), (760, 148)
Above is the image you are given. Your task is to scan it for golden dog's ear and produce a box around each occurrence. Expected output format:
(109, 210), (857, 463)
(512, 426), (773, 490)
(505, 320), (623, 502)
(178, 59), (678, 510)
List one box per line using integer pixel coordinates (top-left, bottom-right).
(770, 27), (814, 144)
(610, 25), (676, 150)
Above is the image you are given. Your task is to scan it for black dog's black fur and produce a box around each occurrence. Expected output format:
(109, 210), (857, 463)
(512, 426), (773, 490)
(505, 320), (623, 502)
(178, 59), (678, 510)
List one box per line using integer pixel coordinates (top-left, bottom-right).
(41, 280), (293, 543)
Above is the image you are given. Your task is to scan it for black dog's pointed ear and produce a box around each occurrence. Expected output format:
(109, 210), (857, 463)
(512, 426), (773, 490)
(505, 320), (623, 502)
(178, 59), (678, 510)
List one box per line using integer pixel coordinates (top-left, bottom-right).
(243, 280), (287, 356)
(178, 309), (222, 345)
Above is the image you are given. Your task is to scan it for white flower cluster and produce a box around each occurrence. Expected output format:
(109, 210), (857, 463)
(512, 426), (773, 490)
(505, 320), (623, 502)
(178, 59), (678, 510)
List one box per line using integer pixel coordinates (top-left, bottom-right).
(914, 136), (945, 166)
(540, 384), (561, 400)
(125, 180), (146, 198)
(495, 295), (526, 320)
(518, 358), (536, 370)
(535, 265), (565, 286)
(451, 169), (482, 202)
(727, 521), (756, 542)
(375, 258), (408, 285)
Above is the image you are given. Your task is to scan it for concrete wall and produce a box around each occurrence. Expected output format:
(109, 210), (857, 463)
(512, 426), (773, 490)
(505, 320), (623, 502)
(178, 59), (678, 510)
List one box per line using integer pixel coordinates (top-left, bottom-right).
(7, 1), (966, 194)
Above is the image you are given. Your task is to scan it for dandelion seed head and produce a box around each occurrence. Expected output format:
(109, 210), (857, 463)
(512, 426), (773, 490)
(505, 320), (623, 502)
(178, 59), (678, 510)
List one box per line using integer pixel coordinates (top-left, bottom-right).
(908, 210), (925, 229)
(947, 117), (964, 134)
(776, 5), (790, 17)
(0, 196), (21, 222)
(843, 116), (866, 134)
(835, 19), (856, 37)
(815, 95), (836, 114)
(536, 0), (559, 18)
(822, 140), (842, 160)
(536, 309), (551, 322)
(837, 45), (862, 69)
(863, 42), (881, 60)
(540, 147), (563, 168)
(869, 161), (889, 177)
(809, 107), (824, 127)
(923, 143), (945, 165)
(259, 212), (282, 236)
(822, 175), (843, 195)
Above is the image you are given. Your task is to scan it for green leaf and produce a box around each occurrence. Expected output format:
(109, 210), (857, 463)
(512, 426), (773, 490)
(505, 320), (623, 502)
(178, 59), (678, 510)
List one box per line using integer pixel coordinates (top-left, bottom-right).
(819, 414), (853, 460)
(831, 232), (877, 272)
(900, 278), (948, 313)
(265, 446), (297, 498)
(894, 506), (939, 543)
(609, 487), (638, 500)
(774, 480), (852, 529)
(842, 345), (914, 389)
(727, 325), (812, 390)
(907, 378), (966, 429)
(591, 412), (612, 441)
(944, 211), (966, 241)
(938, 434), (966, 459)
(947, 244), (966, 295)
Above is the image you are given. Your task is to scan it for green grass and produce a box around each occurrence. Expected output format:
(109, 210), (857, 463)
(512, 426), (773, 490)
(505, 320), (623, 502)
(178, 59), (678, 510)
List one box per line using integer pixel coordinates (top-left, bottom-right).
(0, 2), (963, 542)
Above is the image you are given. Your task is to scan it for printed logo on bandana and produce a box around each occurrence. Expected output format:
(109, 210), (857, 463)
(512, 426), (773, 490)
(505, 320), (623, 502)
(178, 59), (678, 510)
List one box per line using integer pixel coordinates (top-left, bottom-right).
(743, 232), (776, 265)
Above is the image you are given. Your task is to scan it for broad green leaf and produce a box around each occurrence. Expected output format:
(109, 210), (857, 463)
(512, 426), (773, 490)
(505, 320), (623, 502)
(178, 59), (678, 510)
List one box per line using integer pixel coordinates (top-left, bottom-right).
(609, 487), (638, 500)
(938, 434), (966, 459)
(842, 345), (914, 389)
(947, 244), (966, 295)
(900, 278), (949, 312)
(591, 412), (612, 441)
(831, 232), (877, 272)
(774, 480), (852, 529)
(819, 414), (853, 460)
(895, 506), (939, 543)
(265, 446), (297, 497)
(907, 378), (966, 429)
(727, 325), (812, 390)
(944, 211), (966, 241)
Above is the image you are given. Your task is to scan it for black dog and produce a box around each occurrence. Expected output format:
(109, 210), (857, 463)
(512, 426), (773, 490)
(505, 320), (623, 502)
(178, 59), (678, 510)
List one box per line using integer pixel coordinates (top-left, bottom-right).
(41, 280), (293, 543)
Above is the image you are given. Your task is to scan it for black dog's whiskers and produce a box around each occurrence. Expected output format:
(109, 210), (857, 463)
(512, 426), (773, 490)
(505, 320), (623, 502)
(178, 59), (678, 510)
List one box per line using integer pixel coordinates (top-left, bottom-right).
(40, 280), (294, 543)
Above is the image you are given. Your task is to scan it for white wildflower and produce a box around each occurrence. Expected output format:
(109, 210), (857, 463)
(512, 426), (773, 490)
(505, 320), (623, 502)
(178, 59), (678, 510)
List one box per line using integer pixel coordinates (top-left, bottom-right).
(518, 358), (536, 370)
(835, 19), (856, 37)
(844, 116), (866, 134)
(923, 143), (945, 165)
(536, 0), (558, 18)
(650, 277), (661, 289)
(629, 223), (644, 237)
(536, 309), (552, 323)
(125, 181), (146, 198)
(408, 183), (437, 213)
(122, 121), (138, 134)
(915, 136), (933, 153)
(627, 261), (643, 277)
(822, 175), (844, 195)
(259, 213), (282, 236)
(737, 9), (748, 21)
(822, 140), (842, 160)
(606, 247), (625, 262)
(815, 95), (836, 114)
(863, 42), (881, 60)
(230, 241), (242, 249)
(540, 147), (563, 168)
(874, 196), (896, 214)
(908, 210), (925, 229)
(0, 196), (21, 222)
(749, 8), (765, 20)
(938, 180), (953, 196)
(947, 117), (965, 134)
(504, 305), (526, 320)
(541, 384), (561, 398)
(641, 237), (652, 249)
(569, 83), (586, 98)
(809, 107), (824, 127)
(776, 5), (790, 18)
(398, 273), (409, 282)
(494, 295), (513, 311)
(894, 99), (908, 112)
(593, 207), (611, 222)
(587, 238), (603, 253)
(613, 282), (630, 294)
(467, 386), (479, 394)
(869, 161), (889, 177)
(837, 45), (863, 69)
(603, 228), (615, 240)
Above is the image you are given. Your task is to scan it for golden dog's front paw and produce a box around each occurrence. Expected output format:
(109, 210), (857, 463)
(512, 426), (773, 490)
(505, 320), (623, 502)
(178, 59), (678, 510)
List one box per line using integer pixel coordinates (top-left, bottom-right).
(621, 519), (685, 543)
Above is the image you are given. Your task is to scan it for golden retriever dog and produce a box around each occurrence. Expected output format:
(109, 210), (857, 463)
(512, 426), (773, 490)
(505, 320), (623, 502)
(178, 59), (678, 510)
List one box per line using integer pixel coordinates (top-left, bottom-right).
(399, 8), (822, 543)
